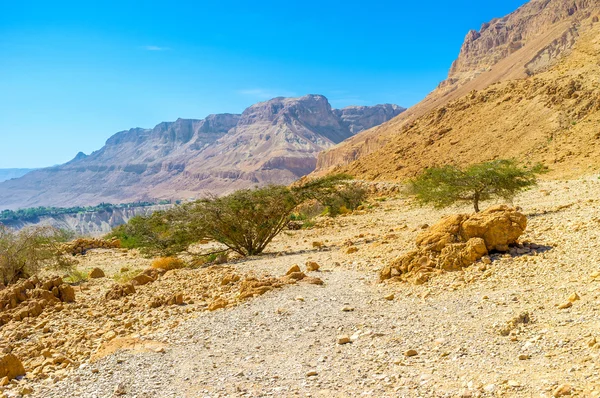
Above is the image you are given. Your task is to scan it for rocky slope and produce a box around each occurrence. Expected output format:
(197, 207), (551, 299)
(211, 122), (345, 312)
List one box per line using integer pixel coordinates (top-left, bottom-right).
(0, 169), (34, 183)
(0, 96), (403, 210)
(315, 0), (600, 178)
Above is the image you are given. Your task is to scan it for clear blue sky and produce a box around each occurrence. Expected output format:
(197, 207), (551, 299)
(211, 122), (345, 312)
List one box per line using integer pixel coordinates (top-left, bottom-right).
(0, 0), (528, 168)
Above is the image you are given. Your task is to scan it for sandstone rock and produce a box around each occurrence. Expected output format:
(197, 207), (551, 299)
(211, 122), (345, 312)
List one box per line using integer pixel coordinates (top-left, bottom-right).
(208, 298), (228, 311)
(58, 284), (75, 303)
(0, 353), (25, 380)
(568, 292), (581, 302)
(382, 206), (526, 283)
(337, 335), (351, 345)
(89, 268), (105, 279)
(105, 284), (135, 300)
(404, 349), (418, 357)
(553, 384), (572, 397)
(306, 261), (320, 272)
(286, 265), (301, 275)
(131, 274), (154, 286)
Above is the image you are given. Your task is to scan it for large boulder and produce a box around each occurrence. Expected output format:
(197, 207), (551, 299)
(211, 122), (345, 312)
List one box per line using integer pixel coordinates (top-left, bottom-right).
(0, 353), (25, 380)
(381, 205), (527, 284)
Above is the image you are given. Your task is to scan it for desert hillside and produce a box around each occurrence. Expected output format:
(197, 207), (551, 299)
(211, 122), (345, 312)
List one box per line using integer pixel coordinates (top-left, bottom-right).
(315, 0), (600, 179)
(0, 96), (403, 210)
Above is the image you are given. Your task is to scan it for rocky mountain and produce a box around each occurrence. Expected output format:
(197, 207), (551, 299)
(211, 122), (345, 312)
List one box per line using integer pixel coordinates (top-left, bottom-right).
(315, 0), (600, 179)
(0, 169), (34, 183)
(0, 96), (404, 210)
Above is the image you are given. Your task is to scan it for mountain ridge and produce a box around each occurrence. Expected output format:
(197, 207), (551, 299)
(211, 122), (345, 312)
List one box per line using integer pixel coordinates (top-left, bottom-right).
(314, 0), (600, 179)
(0, 95), (404, 210)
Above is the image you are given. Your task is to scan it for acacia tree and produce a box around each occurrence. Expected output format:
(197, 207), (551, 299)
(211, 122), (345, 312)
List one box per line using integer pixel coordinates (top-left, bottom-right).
(109, 174), (367, 257)
(407, 160), (546, 212)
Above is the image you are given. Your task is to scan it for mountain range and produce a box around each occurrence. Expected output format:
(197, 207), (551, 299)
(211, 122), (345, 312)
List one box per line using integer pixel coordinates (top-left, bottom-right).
(0, 96), (403, 210)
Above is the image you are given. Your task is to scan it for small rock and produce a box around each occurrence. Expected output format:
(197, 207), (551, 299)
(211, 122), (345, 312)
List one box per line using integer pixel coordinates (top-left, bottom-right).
(89, 268), (105, 279)
(286, 265), (301, 275)
(295, 296), (305, 302)
(568, 292), (580, 302)
(384, 293), (395, 301)
(341, 306), (354, 312)
(154, 347), (165, 353)
(306, 262), (320, 272)
(507, 380), (520, 387)
(337, 335), (351, 345)
(558, 302), (573, 309)
(306, 370), (318, 377)
(518, 354), (530, 360)
(114, 382), (127, 395)
(404, 349), (418, 357)
(552, 384), (572, 397)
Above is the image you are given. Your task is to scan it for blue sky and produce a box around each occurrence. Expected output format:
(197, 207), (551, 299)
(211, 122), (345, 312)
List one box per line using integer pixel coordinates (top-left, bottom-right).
(0, 0), (528, 168)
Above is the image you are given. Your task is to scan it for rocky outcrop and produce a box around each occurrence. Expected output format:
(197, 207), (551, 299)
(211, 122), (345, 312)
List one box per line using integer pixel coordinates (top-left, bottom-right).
(62, 238), (121, 255)
(0, 96), (402, 210)
(380, 206), (527, 284)
(0, 276), (75, 326)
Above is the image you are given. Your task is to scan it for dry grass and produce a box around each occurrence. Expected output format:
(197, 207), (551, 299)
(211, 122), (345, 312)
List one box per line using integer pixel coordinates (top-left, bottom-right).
(151, 257), (186, 271)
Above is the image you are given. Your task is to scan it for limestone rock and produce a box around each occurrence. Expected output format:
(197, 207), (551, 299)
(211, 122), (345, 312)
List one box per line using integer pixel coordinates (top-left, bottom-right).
(381, 206), (526, 284)
(0, 353), (25, 380)
(89, 268), (105, 279)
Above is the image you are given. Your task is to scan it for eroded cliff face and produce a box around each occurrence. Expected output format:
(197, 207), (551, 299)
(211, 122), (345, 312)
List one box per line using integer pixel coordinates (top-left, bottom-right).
(0, 96), (403, 209)
(2, 205), (170, 236)
(315, 0), (600, 175)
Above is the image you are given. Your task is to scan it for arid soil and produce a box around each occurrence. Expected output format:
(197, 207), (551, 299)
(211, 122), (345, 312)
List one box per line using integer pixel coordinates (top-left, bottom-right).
(3, 177), (600, 397)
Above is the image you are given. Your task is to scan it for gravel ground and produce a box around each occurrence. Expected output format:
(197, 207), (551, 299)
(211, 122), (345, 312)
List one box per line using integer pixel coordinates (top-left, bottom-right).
(9, 176), (600, 397)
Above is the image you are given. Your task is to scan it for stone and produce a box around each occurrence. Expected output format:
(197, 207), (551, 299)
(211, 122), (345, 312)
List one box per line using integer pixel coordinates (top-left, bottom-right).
(0, 354), (25, 380)
(131, 274), (154, 286)
(568, 292), (580, 302)
(346, 247), (359, 254)
(518, 354), (530, 360)
(306, 262), (320, 272)
(337, 335), (351, 345)
(58, 284), (75, 302)
(286, 265), (301, 275)
(89, 268), (105, 279)
(341, 306), (354, 312)
(208, 298), (228, 311)
(558, 302), (573, 309)
(404, 349), (418, 357)
(114, 382), (127, 395)
(382, 206), (527, 283)
(384, 293), (395, 300)
(552, 384), (572, 397)
(105, 283), (136, 300)
(306, 370), (318, 377)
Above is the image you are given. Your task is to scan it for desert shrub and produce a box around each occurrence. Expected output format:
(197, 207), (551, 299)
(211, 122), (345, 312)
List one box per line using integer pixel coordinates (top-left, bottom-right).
(151, 257), (186, 271)
(64, 269), (89, 284)
(407, 159), (546, 212)
(0, 225), (72, 285)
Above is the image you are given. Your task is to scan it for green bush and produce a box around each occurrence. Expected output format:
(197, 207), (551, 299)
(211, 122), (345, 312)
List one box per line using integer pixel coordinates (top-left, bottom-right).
(407, 159), (546, 212)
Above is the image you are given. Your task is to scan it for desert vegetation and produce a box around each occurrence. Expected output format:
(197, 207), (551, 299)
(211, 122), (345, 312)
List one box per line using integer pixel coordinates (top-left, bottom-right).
(0, 225), (72, 285)
(407, 159), (546, 212)
(109, 174), (366, 256)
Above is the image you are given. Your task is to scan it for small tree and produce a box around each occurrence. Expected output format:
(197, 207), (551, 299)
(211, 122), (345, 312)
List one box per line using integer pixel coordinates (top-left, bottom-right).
(109, 174), (367, 257)
(0, 226), (71, 285)
(407, 160), (546, 212)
